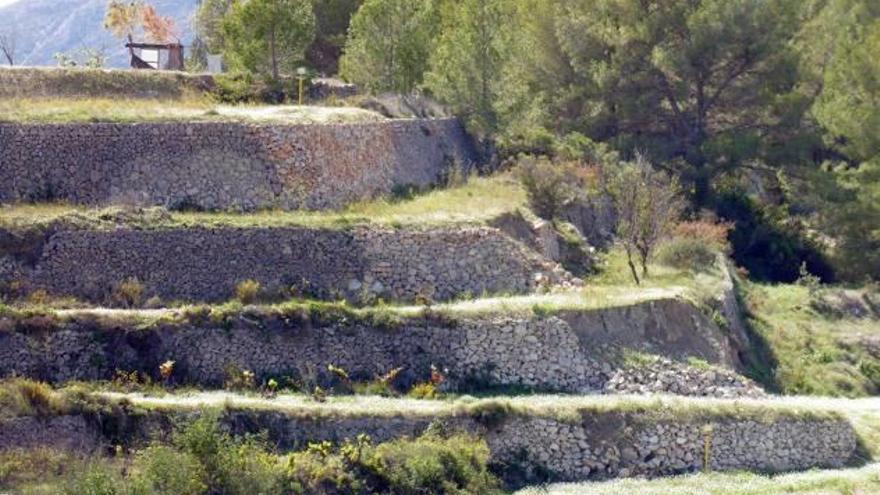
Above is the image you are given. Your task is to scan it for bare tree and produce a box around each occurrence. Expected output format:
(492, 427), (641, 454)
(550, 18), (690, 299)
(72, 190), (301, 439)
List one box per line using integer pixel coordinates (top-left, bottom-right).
(0, 30), (16, 66)
(605, 154), (686, 285)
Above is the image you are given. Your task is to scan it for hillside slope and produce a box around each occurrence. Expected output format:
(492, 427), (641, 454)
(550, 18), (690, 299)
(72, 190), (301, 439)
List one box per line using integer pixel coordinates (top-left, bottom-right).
(0, 0), (197, 68)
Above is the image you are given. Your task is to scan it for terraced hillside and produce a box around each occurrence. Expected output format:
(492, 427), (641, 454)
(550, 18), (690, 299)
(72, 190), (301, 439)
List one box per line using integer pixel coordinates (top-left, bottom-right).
(1, 68), (879, 494)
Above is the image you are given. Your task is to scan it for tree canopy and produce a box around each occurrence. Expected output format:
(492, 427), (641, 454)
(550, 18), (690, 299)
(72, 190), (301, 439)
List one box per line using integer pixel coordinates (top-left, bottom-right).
(498, 0), (805, 205)
(339, 0), (437, 93)
(221, 0), (315, 80)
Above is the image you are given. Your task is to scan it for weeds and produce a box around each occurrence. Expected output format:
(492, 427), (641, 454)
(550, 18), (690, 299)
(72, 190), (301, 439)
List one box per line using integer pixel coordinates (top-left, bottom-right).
(234, 280), (262, 305)
(111, 278), (145, 308)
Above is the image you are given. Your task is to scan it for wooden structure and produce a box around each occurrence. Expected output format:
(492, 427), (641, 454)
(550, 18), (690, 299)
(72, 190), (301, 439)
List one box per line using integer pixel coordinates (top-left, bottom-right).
(126, 42), (184, 71)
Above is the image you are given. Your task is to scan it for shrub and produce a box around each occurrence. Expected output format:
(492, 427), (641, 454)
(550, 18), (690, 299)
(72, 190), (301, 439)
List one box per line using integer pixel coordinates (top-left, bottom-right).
(159, 360), (175, 384)
(286, 431), (502, 495)
(128, 445), (206, 495)
(408, 382), (440, 399)
(63, 462), (121, 495)
(173, 414), (230, 484)
(657, 220), (733, 272)
(235, 279), (262, 304)
(224, 364), (256, 392)
(111, 278), (145, 308)
(212, 72), (259, 103)
(287, 450), (364, 495)
(517, 156), (579, 219)
(656, 237), (719, 272)
(365, 432), (502, 495)
(110, 370), (155, 393)
(26, 289), (52, 306)
(173, 414), (284, 495)
(214, 440), (286, 495)
(673, 220), (733, 248)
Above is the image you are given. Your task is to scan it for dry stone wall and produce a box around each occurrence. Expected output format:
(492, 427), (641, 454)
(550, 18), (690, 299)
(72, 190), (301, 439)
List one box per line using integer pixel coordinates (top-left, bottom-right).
(0, 409), (857, 484)
(0, 299), (761, 397)
(488, 414), (856, 481)
(0, 119), (477, 211)
(5, 225), (573, 303)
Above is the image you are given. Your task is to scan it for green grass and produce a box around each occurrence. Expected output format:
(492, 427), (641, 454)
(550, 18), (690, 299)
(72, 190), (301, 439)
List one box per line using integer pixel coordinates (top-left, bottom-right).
(516, 464), (880, 495)
(90, 388), (845, 424)
(0, 448), (115, 495)
(0, 378), (852, 424)
(0, 175), (527, 232)
(0, 97), (386, 124)
(589, 244), (880, 399)
(0, 285), (687, 332)
(744, 283), (880, 397)
(591, 247), (723, 292)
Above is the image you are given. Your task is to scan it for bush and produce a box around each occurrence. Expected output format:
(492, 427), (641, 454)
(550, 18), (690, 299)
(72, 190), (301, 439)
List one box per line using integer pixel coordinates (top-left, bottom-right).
(672, 220), (733, 248)
(517, 156), (579, 219)
(285, 431), (502, 495)
(407, 382), (440, 399)
(235, 279), (262, 304)
(64, 463), (121, 495)
(173, 414), (284, 495)
(111, 278), (145, 308)
(128, 445), (206, 495)
(287, 450), (364, 494)
(211, 72), (259, 103)
(365, 432), (502, 495)
(224, 364), (256, 392)
(215, 440), (286, 495)
(656, 237), (719, 272)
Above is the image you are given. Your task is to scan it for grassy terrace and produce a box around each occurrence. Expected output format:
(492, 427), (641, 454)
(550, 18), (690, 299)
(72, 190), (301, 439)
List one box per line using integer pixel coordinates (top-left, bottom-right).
(101, 390), (865, 422)
(0, 285), (686, 330)
(517, 464), (880, 495)
(0, 98), (387, 124)
(0, 66), (209, 99)
(2, 377), (859, 423)
(743, 283), (880, 398)
(0, 175), (527, 231)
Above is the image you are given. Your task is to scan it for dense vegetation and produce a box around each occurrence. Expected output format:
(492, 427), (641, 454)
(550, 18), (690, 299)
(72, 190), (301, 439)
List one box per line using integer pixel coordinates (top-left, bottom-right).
(0, 412), (501, 495)
(194, 0), (879, 286)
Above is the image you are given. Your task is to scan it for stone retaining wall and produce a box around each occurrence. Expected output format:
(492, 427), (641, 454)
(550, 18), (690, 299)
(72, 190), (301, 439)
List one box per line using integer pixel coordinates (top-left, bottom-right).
(487, 414), (855, 480)
(0, 119), (477, 211)
(0, 409), (857, 483)
(0, 299), (760, 397)
(3, 225), (574, 303)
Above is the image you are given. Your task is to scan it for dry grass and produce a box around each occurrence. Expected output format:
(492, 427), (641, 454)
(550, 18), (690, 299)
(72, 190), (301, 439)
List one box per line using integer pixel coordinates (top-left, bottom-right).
(95, 389), (846, 424)
(0, 66), (204, 100)
(0, 379), (69, 418)
(0, 97), (385, 124)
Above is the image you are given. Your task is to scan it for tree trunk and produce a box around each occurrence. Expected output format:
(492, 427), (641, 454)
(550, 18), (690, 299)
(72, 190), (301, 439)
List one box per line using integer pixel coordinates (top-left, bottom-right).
(686, 118), (711, 206)
(626, 248), (641, 285)
(270, 28), (278, 80)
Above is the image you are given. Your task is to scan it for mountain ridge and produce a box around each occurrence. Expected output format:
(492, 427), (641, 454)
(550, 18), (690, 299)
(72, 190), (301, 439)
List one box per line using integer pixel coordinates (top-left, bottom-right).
(0, 0), (198, 68)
